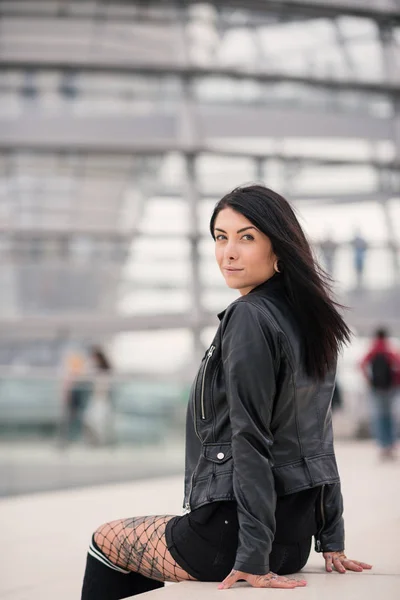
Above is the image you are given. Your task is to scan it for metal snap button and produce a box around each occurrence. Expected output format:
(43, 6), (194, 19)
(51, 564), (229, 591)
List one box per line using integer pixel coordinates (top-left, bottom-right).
(217, 452), (225, 460)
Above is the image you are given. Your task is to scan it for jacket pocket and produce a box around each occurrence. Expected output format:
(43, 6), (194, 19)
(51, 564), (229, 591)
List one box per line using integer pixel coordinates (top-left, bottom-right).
(203, 443), (235, 503)
(189, 443), (235, 509)
(202, 442), (233, 464)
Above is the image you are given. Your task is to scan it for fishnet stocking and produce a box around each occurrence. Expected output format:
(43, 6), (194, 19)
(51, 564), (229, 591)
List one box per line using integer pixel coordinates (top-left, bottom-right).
(94, 516), (197, 583)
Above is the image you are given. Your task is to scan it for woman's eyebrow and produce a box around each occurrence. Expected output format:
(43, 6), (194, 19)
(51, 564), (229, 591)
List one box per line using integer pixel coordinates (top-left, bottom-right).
(214, 226), (257, 234)
(237, 226), (257, 234)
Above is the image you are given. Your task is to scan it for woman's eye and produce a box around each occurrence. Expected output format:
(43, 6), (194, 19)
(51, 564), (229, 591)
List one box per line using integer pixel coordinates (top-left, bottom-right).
(215, 234), (227, 241)
(242, 234), (254, 241)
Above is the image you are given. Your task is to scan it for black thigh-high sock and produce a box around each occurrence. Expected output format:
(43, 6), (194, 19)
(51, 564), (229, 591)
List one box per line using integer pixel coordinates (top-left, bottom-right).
(81, 536), (164, 600)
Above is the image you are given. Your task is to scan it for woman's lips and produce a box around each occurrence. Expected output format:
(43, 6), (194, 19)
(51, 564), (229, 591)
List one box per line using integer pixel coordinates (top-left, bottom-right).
(224, 267), (244, 272)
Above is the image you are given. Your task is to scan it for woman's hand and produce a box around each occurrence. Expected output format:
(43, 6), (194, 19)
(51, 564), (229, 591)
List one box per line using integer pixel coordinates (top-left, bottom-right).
(323, 551), (372, 574)
(218, 569), (307, 590)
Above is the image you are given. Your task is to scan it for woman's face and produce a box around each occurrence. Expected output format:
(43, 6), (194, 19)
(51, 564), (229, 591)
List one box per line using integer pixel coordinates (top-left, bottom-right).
(214, 207), (277, 296)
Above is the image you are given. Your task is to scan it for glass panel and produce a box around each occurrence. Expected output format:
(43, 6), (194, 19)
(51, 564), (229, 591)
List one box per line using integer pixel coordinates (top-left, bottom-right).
(124, 259), (190, 286)
(70, 236), (94, 261)
(202, 287), (238, 312)
(139, 198), (190, 235)
(299, 201), (394, 290)
(291, 165), (377, 195)
(388, 199), (400, 239)
(112, 330), (192, 372)
(0, 235), (12, 260)
(0, 371), (188, 450)
(129, 237), (190, 260)
(118, 290), (190, 315)
(346, 39), (384, 81)
(1, 64), (394, 117)
(0, 1), (58, 15)
(197, 155), (256, 195)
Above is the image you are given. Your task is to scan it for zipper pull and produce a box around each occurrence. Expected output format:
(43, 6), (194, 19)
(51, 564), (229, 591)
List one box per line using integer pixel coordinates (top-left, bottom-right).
(316, 540), (321, 552)
(207, 345), (215, 357)
(183, 503), (191, 514)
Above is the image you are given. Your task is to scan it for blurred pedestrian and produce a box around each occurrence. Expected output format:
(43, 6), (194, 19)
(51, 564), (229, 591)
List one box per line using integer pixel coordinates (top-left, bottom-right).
(59, 350), (90, 447)
(351, 230), (368, 288)
(319, 232), (337, 278)
(360, 327), (400, 460)
(83, 345), (114, 446)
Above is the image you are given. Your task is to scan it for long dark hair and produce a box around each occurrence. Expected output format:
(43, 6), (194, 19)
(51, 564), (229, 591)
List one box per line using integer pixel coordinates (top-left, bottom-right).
(90, 345), (112, 372)
(210, 184), (351, 380)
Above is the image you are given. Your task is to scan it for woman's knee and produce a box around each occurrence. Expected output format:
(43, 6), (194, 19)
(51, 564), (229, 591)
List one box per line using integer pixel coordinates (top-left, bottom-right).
(92, 526), (103, 549)
(92, 520), (118, 550)
(271, 539), (311, 576)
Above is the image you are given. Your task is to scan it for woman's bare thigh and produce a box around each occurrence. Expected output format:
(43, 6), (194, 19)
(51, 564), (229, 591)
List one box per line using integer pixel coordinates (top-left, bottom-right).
(94, 515), (197, 583)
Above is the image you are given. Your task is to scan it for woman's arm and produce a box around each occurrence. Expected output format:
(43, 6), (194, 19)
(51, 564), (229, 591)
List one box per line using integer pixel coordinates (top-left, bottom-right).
(315, 480), (372, 574)
(221, 301), (278, 575)
(315, 482), (345, 554)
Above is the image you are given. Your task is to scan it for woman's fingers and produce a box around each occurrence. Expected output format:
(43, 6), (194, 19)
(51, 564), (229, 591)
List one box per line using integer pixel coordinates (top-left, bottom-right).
(264, 575), (307, 588)
(218, 570), (307, 590)
(342, 558), (373, 572)
(332, 555), (347, 573)
(324, 553), (346, 573)
(218, 570), (240, 590)
(341, 559), (362, 572)
(356, 561), (373, 569)
(324, 553), (334, 573)
(324, 552), (373, 574)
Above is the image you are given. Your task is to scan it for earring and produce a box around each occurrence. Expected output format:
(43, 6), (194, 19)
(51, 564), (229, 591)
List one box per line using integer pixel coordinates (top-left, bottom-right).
(274, 259), (281, 273)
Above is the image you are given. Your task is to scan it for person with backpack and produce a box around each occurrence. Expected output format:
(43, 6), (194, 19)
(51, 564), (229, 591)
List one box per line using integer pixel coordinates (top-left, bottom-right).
(361, 327), (400, 459)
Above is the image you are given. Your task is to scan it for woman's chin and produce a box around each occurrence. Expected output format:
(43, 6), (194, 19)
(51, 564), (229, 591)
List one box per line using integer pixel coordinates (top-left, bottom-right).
(223, 279), (240, 290)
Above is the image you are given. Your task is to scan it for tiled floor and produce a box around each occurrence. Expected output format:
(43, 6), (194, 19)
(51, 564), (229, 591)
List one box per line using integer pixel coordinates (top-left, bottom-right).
(1, 441), (399, 599)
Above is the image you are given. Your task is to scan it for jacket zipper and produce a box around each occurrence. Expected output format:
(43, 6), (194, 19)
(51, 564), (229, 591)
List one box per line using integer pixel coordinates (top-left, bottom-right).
(200, 345), (215, 420)
(184, 469), (197, 513)
(316, 484), (326, 552)
(185, 345), (216, 512)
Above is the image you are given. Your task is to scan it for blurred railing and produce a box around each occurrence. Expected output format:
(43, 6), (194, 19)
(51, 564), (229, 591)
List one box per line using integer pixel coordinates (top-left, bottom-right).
(0, 368), (189, 445)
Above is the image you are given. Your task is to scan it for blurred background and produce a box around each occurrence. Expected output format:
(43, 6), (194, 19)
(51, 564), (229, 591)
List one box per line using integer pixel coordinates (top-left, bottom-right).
(0, 0), (399, 496)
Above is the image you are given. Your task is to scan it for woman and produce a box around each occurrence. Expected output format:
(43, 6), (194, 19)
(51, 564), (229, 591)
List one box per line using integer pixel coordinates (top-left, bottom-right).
(83, 346), (114, 446)
(81, 185), (372, 599)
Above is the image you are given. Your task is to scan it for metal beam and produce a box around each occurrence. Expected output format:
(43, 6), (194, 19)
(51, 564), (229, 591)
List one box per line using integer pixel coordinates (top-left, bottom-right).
(198, 0), (400, 21)
(1, 0), (398, 22)
(0, 226), (133, 236)
(151, 190), (397, 205)
(0, 312), (215, 338)
(1, 147), (399, 174)
(2, 111), (400, 151)
(0, 305), (398, 338)
(1, 55), (400, 95)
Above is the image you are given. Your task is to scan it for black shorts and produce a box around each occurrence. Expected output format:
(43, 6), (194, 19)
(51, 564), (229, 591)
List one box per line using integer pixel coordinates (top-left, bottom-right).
(165, 498), (314, 582)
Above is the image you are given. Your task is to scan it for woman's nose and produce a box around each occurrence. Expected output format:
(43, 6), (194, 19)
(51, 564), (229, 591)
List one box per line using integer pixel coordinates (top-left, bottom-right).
(224, 242), (238, 261)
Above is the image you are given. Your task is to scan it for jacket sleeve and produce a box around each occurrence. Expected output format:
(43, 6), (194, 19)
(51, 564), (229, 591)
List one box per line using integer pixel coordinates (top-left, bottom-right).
(221, 302), (278, 575)
(314, 482), (345, 553)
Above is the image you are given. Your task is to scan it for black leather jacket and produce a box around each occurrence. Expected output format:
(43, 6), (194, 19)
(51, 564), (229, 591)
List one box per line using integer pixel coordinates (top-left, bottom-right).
(183, 275), (344, 575)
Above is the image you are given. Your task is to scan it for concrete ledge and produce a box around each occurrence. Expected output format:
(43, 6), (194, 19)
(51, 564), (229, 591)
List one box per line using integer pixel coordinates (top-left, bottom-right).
(141, 574), (399, 599)
(1, 441), (399, 599)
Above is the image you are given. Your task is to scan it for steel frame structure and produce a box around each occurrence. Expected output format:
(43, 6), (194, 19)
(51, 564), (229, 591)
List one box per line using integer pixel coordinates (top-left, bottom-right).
(0, 0), (400, 362)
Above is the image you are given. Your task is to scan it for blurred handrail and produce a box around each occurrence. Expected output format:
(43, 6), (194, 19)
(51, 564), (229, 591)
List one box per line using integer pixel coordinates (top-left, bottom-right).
(0, 366), (188, 383)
